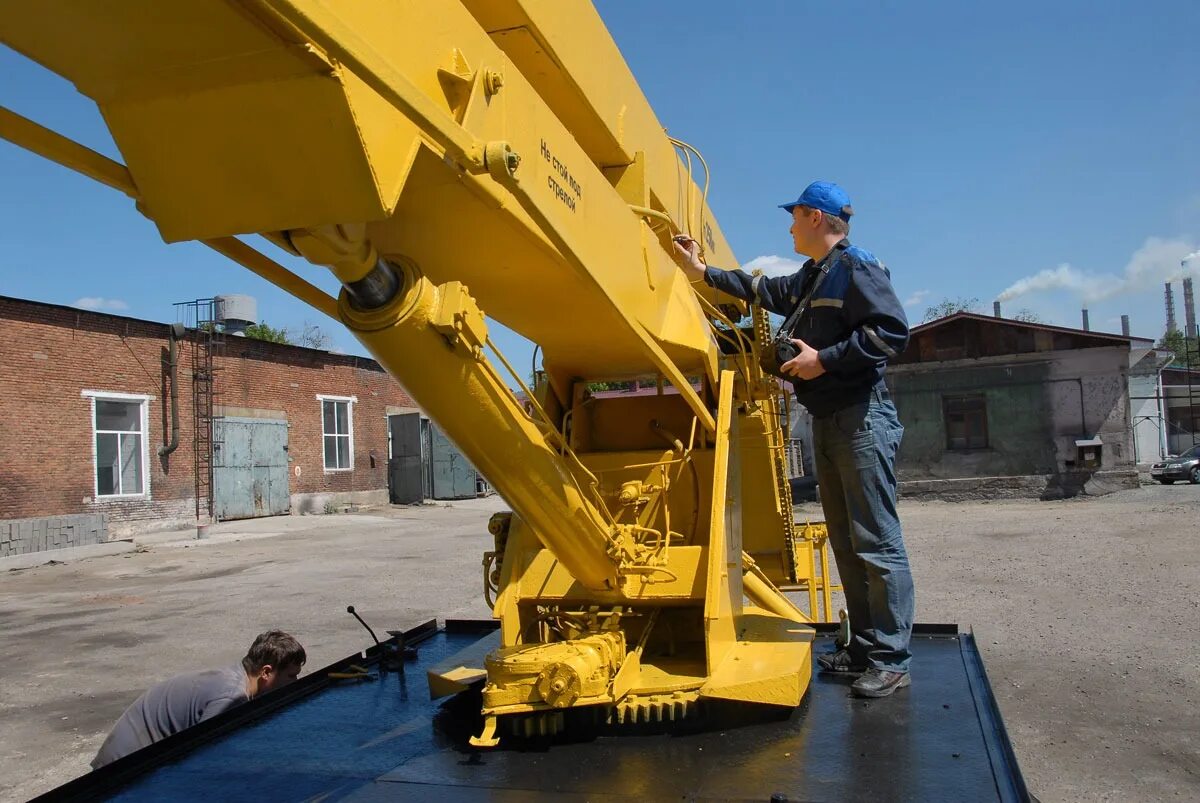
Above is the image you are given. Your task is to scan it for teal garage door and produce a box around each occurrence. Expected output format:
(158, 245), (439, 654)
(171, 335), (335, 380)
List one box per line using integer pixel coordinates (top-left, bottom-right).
(213, 417), (290, 520)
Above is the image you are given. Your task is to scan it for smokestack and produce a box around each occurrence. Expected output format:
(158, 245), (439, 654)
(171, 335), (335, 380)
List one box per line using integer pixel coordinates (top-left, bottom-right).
(993, 301), (1002, 318)
(1184, 277), (1196, 338)
(1081, 308), (1090, 331)
(1121, 315), (1130, 337)
(1165, 282), (1178, 334)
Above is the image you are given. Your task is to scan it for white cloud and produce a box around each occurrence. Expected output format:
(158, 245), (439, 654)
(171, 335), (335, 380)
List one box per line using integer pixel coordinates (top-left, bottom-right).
(903, 289), (930, 308)
(997, 237), (1198, 304)
(72, 297), (129, 311)
(742, 254), (806, 278)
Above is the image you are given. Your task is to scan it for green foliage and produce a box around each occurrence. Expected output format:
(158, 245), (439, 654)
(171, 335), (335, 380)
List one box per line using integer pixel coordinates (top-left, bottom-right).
(921, 296), (980, 323)
(243, 321), (291, 344)
(586, 380), (637, 392)
(1157, 329), (1200, 367)
(241, 320), (333, 349)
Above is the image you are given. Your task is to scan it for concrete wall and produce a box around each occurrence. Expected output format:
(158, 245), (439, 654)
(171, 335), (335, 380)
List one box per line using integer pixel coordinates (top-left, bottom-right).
(0, 297), (417, 539)
(1128, 349), (1171, 464)
(888, 345), (1135, 481)
(291, 488), (389, 515)
(0, 513), (107, 557)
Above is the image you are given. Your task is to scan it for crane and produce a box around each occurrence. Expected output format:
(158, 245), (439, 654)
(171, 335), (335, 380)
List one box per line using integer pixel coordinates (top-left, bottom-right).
(0, 0), (838, 746)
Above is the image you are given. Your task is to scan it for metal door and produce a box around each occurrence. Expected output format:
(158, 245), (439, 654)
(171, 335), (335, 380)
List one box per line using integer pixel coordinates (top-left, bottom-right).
(213, 417), (290, 520)
(429, 424), (479, 499)
(388, 413), (424, 504)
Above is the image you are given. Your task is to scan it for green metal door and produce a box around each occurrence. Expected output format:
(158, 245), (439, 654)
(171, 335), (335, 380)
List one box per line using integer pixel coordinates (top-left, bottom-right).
(213, 417), (290, 521)
(429, 424), (479, 499)
(388, 413), (424, 504)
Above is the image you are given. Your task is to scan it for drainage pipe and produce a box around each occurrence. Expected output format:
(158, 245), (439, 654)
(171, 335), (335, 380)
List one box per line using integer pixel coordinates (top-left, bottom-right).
(158, 322), (185, 457)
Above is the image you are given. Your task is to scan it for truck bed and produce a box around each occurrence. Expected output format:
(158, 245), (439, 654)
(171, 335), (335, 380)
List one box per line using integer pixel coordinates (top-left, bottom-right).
(38, 621), (1030, 802)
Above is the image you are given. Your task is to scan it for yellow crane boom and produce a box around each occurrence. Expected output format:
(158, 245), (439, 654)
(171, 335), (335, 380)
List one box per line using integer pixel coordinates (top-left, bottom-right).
(1, 0), (837, 745)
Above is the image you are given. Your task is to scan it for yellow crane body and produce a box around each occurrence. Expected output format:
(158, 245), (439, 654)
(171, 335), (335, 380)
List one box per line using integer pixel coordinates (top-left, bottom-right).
(0, 0), (841, 745)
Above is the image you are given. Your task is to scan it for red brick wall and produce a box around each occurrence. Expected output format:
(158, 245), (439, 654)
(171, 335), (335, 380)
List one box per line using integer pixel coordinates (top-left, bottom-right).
(0, 297), (416, 526)
(217, 336), (415, 498)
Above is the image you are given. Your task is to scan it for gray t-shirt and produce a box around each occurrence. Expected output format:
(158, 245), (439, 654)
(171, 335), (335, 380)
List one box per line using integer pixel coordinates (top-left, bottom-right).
(91, 664), (249, 768)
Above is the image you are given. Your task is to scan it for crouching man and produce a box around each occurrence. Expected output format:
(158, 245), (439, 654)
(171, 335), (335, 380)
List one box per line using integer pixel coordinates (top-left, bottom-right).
(91, 630), (305, 768)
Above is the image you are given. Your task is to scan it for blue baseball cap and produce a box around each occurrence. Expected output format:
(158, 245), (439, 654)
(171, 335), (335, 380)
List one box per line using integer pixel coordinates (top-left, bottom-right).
(779, 181), (854, 221)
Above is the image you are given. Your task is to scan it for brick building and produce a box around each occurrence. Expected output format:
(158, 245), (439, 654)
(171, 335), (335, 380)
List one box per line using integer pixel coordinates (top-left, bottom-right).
(0, 295), (419, 553)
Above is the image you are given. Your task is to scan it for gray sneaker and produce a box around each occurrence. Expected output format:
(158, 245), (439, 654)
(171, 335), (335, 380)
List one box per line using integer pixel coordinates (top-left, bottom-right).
(851, 667), (911, 698)
(816, 648), (867, 674)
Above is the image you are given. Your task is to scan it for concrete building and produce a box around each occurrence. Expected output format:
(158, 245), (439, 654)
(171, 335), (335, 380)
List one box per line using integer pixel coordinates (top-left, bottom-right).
(0, 295), (430, 555)
(885, 313), (1147, 499)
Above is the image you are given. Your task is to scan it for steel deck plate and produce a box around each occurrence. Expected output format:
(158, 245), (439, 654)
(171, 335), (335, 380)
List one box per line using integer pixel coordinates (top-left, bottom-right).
(39, 622), (1028, 802)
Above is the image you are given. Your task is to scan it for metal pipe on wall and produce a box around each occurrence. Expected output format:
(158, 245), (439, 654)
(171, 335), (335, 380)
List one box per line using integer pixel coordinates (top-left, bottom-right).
(158, 322), (186, 457)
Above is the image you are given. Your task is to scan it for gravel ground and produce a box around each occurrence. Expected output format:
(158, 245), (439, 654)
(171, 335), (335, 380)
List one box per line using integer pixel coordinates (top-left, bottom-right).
(1, 486), (1197, 801)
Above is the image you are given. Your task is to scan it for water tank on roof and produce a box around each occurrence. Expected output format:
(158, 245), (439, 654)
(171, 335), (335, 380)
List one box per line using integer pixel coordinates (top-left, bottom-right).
(214, 294), (257, 335)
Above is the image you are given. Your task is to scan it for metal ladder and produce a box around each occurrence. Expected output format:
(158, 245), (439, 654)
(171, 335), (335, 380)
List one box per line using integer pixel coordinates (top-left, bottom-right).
(175, 299), (224, 522)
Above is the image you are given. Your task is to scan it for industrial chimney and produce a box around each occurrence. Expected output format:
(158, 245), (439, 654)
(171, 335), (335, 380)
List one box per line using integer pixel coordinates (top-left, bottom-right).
(1165, 282), (1178, 334)
(1184, 277), (1196, 338)
(1081, 308), (1090, 331)
(1121, 315), (1130, 337)
(993, 301), (1002, 318)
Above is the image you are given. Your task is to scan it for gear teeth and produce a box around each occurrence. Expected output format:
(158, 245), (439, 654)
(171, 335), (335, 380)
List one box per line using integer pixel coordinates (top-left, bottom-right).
(609, 691), (700, 726)
(498, 692), (701, 740)
(505, 710), (567, 739)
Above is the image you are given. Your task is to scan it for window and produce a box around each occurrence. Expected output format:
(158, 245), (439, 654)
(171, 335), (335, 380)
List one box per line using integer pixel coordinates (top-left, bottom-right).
(318, 395), (356, 471)
(943, 394), (988, 450)
(86, 392), (149, 497)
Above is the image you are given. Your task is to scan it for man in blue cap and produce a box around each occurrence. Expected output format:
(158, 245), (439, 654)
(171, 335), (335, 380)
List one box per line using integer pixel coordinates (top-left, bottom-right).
(673, 181), (914, 698)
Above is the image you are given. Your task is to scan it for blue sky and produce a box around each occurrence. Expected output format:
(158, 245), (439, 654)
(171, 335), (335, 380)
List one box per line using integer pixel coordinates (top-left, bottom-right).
(2, 1), (1198, 374)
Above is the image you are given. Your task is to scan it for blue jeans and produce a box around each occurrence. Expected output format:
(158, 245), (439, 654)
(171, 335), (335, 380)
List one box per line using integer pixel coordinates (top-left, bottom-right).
(812, 390), (914, 673)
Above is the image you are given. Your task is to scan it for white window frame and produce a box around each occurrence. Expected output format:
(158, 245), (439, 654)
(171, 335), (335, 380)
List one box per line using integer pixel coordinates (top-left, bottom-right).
(317, 394), (357, 472)
(82, 390), (152, 499)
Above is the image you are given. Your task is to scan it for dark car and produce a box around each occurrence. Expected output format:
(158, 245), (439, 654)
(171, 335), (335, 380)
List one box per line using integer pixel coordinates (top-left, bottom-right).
(1150, 445), (1200, 484)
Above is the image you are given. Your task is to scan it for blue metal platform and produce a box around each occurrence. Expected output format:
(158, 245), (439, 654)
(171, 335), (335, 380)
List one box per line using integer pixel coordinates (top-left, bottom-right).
(37, 621), (1029, 802)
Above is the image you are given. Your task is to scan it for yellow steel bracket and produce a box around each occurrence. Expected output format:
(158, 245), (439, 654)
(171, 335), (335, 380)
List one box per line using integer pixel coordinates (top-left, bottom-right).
(432, 281), (488, 359)
(249, 0), (487, 173)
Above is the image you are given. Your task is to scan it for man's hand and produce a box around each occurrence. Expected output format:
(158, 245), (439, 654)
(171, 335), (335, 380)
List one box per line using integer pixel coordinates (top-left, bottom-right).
(671, 235), (707, 281)
(780, 338), (826, 380)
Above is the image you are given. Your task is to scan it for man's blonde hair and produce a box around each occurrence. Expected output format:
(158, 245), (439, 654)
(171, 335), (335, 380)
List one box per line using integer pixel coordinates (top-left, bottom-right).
(821, 212), (850, 236)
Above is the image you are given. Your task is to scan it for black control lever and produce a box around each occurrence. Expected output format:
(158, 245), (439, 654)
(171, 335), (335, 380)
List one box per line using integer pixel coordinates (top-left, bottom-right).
(347, 605), (381, 649)
(346, 605), (416, 673)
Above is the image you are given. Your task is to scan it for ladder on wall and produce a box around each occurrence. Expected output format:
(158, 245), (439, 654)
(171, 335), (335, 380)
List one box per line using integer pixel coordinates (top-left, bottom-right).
(1186, 332), (1200, 449)
(174, 299), (224, 522)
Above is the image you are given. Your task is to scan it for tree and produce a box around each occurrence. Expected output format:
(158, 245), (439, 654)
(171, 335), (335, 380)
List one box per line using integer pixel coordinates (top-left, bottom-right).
(241, 320), (333, 350)
(1011, 308), (1044, 323)
(586, 380), (638, 392)
(294, 321), (332, 350)
(243, 321), (290, 344)
(1157, 329), (1200, 368)
(921, 297), (980, 323)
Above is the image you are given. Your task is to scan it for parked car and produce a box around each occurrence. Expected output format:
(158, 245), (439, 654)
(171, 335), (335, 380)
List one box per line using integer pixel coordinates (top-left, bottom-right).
(1150, 445), (1200, 484)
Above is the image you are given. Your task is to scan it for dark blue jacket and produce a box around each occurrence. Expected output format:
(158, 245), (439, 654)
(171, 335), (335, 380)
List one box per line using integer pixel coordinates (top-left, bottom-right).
(704, 240), (909, 417)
